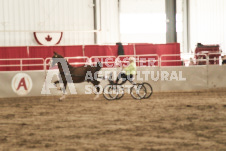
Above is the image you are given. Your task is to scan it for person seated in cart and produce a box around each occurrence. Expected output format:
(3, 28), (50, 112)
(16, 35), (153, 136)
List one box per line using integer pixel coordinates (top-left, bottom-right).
(111, 57), (137, 85)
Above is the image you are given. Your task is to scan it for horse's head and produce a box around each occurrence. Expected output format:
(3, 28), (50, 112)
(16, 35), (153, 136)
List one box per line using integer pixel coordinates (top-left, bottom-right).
(50, 51), (64, 67)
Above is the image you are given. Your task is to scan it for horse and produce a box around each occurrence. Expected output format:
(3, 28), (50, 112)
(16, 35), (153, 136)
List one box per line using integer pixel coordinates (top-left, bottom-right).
(50, 52), (102, 101)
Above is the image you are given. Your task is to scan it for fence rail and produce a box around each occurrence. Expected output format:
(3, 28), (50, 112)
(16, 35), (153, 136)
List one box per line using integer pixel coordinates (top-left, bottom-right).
(0, 53), (226, 72)
(118, 54), (159, 67)
(0, 58), (44, 71)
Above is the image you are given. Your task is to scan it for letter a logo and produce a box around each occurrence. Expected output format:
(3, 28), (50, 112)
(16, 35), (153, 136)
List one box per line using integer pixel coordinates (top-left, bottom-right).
(12, 73), (33, 96)
(16, 77), (28, 90)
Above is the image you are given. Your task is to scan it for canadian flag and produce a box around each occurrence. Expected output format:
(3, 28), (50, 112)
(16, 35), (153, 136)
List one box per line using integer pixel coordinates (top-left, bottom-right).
(34, 32), (63, 46)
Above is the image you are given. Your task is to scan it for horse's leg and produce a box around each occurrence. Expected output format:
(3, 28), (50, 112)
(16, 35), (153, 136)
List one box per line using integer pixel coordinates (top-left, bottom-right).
(92, 80), (100, 100)
(54, 80), (59, 85)
(59, 82), (67, 101)
(54, 80), (61, 90)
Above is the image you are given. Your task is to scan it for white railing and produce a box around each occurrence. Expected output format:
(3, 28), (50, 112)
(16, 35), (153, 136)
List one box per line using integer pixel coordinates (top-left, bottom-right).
(66, 56), (91, 66)
(1, 53), (226, 72)
(44, 56), (91, 70)
(208, 53), (222, 65)
(90, 56), (116, 67)
(117, 54), (159, 67)
(0, 58), (44, 71)
(160, 54), (183, 66)
(44, 58), (53, 71)
(160, 54), (210, 66)
(193, 54), (209, 65)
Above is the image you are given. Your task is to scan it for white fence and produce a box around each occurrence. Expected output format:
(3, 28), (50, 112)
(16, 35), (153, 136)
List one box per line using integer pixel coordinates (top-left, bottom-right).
(0, 58), (45, 71)
(44, 56), (90, 70)
(1, 53), (226, 72)
(0, 53), (226, 98)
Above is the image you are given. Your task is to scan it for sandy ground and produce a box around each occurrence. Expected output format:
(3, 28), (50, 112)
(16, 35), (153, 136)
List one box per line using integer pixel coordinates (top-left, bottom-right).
(0, 90), (226, 151)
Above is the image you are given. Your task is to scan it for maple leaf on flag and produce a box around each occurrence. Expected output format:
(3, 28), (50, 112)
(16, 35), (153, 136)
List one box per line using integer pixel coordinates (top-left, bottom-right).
(45, 35), (52, 42)
(34, 32), (63, 45)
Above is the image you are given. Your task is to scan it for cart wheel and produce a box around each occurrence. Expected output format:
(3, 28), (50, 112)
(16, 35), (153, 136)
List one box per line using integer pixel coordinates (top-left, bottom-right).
(130, 83), (146, 100)
(115, 85), (124, 100)
(103, 84), (118, 100)
(142, 82), (153, 99)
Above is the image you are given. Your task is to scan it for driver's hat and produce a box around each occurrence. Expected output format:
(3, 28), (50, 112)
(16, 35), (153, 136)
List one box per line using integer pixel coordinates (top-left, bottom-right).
(129, 57), (136, 62)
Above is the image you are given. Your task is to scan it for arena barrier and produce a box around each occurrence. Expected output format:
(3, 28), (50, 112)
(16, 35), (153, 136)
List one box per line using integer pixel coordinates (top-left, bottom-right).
(160, 66), (208, 92)
(208, 65), (226, 88)
(0, 70), (46, 98)
(1, 65), (226, 98)
(0, 43), (181, 71)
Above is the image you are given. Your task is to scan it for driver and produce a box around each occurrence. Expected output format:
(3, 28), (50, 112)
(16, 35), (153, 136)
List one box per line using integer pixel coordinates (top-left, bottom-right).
(113, 57), (137, 85)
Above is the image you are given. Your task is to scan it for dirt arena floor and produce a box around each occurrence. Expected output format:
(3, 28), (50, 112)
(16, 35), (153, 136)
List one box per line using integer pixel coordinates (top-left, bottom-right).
(0, 90), (226, 151)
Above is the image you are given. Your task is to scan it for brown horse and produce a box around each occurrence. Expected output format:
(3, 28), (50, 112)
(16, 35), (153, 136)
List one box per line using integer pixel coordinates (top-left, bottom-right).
(51, 52), (102, 101)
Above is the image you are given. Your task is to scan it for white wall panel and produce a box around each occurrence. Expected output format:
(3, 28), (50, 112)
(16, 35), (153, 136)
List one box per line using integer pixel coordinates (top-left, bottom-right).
(119, 0), (166, 44)
(96, 0), (119, 44)
(190, 0), (226, 52)
(160, 66), (208, 92)
(120, 0), (165, 13)
(2, 66), (226, 98)
(0, 0), (97, 46)
(0, 0), (121, 46)
(208, 65), (226, 88)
